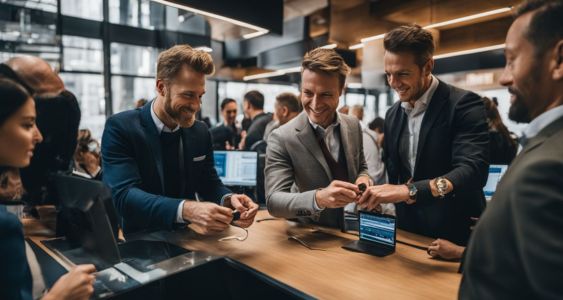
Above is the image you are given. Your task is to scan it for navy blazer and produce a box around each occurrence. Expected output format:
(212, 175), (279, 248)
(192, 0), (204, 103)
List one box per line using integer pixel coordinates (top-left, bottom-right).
(384, 80), (489, 245)
(0, 206), (33, 300)
(102, 102), (231, 234)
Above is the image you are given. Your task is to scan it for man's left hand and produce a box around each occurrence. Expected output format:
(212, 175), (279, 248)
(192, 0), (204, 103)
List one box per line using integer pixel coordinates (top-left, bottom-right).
(357, 184), (409, 211)
(225, 194), (259, 228)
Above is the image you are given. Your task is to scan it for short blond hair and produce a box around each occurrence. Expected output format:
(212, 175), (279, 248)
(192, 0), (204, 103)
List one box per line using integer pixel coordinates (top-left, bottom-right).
(301, 48), (350, 90)
(157, 45), (214, 83)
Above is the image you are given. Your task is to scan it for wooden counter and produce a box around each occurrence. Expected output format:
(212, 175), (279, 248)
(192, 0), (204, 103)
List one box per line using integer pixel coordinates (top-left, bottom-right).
(27, 209), (461, 300)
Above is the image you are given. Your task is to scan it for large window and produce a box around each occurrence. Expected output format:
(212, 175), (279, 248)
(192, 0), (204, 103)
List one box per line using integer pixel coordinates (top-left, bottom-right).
(62, 36), (103, 72)
(109, 0), (165, 29)
(111, 76), (155, 113)
(60, 73), (106, 140)
(111, 43), (158, 76)
(61, 0), (103, 21)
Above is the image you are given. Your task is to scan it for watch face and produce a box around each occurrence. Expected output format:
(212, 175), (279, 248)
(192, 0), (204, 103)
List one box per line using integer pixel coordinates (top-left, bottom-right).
(437, 179), (447, 190)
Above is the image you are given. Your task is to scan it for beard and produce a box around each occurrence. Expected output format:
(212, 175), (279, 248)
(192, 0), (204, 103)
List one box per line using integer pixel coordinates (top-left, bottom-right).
(164, 93), (197, 128)
(508, 91), (532, 123)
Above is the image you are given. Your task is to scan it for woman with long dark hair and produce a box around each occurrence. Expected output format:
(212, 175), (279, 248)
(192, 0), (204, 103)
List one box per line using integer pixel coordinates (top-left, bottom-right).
(483, 97), (517, 164)
(0, 78), (95, 300)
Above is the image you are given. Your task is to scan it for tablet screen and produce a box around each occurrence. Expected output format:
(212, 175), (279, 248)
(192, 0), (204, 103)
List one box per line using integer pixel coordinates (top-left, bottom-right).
(359, 211), (396, 247)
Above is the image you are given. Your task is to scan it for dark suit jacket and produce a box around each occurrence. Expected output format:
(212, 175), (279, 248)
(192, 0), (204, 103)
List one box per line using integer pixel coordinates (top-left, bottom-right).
(102, 102), (231, 234)
(210, 123), (240, 150)
(244, 112), (273, 150)
(460, 116), (563, 299)
(384, 80), (489, 245)
(0, 206), (32, 300)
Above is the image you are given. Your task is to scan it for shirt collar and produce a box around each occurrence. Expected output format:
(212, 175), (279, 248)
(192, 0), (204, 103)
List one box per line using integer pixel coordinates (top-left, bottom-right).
(308, 112), (341, 135)
(151, 100), (180, 133)
(523, 104), (563, 139)
(401, 74), (439, 113)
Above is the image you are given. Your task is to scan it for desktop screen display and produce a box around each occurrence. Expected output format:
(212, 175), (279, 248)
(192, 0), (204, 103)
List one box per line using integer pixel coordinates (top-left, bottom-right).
(483, 164), (508, 201)
(359, 212), (395, 247)
(213, 151), (258, 186)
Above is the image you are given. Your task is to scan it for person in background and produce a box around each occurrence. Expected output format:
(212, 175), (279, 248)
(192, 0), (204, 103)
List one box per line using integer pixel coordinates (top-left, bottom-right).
(73, 129), (102, 180)
(368, 117), (385, 149)
(338, 105), (349, 115)
(241, 90), (272, 150)
(483, 97), (518, 164)
(5, 56), (81, 205)
(264, 92), (301, 141)
(460, 0), (563, 297)
(135, 98), (148, 108)
(210, 98), (241, 150)
(0, 78), (95, 300)
(350, 106), (386, 186)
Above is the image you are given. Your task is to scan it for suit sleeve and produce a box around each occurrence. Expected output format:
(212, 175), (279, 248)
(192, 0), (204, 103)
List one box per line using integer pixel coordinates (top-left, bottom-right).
(513, 158), (563, 298)
(415, 93), (489, 199)
(102, 116), (182, 231)
(195, 129), (231, 203)
(264, 129), (317, 218)
(355, 122), (370, 181)
(0, 211), (32, 300)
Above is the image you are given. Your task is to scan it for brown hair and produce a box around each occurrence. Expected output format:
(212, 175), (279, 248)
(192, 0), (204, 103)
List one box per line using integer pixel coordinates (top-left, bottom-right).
(483, 97), (516, 147)
(156, 45), (214, 83)
(301, 48), (350, 90)
(276, 92), (301, 113)
(383, 25), (435, 68)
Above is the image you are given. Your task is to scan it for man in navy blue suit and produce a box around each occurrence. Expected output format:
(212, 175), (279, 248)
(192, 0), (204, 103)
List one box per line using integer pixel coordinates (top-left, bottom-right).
(102, 45), (258, 235)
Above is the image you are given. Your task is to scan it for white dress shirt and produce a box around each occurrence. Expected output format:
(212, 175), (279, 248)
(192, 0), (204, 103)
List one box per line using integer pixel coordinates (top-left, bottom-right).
(522, 104), (563, 141)
(308, 114), (342, 211)
(400, 75), (439, 174)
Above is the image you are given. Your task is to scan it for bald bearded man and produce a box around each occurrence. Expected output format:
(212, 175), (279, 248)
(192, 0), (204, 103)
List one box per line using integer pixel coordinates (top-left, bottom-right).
(5, 56), (81, 205)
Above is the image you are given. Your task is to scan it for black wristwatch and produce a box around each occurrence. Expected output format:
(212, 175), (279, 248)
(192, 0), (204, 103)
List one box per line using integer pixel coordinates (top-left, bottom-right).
(405, 183), (417, 204)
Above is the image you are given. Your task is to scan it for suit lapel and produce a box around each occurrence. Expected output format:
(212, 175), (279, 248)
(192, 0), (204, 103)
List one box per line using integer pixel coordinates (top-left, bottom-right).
(140, 101), (165, 192)
(339, 116), (356, 182)
(295, 113), (332, 179)
(414, 81), (449, 174)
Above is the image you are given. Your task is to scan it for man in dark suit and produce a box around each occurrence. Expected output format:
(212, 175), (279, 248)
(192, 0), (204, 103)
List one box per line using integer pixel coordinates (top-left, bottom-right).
(460, 1), (563, 298)
(242, 90), (272, 150)
(102, 45), (258, 235)
(358, 25), (489, 246)
(210, 98), (241, 150)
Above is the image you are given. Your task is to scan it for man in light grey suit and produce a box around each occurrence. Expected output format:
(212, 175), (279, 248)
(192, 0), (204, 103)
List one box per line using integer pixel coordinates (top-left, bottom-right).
(265, 48), (371, 227)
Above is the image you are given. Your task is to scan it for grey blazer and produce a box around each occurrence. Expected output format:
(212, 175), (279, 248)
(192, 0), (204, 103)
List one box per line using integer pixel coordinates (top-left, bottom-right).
(265, 111), (369, 219)
(460, 116), (563, 299)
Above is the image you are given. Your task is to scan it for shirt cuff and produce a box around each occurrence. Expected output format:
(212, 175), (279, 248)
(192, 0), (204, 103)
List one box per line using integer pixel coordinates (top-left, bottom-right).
(176, 200), (186, 223)
(312, 190), (325, 212)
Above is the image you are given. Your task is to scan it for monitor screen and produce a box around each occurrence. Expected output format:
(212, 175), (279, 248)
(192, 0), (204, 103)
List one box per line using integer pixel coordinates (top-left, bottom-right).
(359, 211), (396, 247)
(213, 151), (258, 186)
(483, 164), (508, 201)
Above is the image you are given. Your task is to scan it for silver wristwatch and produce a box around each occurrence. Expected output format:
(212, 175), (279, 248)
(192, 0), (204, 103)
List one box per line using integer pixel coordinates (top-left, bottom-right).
(435, 177), (448, 198)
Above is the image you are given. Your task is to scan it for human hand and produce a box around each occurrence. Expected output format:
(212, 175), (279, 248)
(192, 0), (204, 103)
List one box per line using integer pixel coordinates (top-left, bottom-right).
(183, 201), (232, 235)
(427, 239), (465, 260)
(315, 180), (360, 209)
(44, 264), (96, 300)
(357, 184), (409, 211)
(225, 194), (259, 228)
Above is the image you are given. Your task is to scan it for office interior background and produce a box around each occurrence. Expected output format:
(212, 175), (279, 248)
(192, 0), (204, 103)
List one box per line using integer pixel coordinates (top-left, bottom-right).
(0, 0), (525, 140)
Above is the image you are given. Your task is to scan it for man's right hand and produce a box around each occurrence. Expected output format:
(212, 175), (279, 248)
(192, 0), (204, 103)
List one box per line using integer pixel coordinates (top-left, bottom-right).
(182, 201), (232, 235)
(315, 180), (360, 209)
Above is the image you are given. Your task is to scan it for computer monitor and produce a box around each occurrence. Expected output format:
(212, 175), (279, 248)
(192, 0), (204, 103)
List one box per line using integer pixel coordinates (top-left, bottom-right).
(213, 151), (258, 186)
(483, 164), (508, 201)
